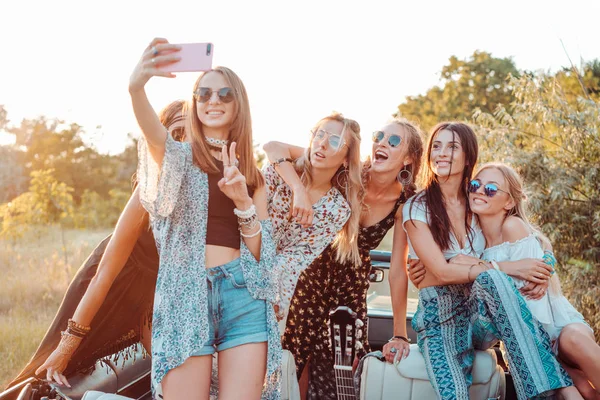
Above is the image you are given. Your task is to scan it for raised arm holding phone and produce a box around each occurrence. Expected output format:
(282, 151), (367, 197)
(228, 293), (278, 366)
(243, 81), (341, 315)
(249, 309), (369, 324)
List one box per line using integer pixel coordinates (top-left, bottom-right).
(129, 38), (281, 400)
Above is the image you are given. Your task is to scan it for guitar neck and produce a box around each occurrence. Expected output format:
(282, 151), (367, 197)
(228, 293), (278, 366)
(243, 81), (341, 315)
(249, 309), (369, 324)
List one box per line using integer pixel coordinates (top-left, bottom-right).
(334, 367), (355, 400)
(330, 306), (359, 400)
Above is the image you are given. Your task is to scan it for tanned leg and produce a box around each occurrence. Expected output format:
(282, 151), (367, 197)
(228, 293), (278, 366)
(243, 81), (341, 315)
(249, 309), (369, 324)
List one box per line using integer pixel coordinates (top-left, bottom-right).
(558, 324), (600, 398)
(299, 359), (310, 400)
(161, 355), (213, 400)
(218, 343), (267, 400)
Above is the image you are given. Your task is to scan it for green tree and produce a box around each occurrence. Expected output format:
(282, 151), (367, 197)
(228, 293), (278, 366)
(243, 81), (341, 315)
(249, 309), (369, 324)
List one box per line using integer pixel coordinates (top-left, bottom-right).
(396, 51), (519, 131)
(0, 146), (27, 203)
(474, 72), (600, 340)
(0, 192), (37, 243)
(6, 116), (127, 201)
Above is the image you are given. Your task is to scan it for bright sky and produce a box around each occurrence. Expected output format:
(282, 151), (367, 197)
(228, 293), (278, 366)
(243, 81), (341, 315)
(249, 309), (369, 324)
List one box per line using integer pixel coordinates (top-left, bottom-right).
(1, 0), (599, 157)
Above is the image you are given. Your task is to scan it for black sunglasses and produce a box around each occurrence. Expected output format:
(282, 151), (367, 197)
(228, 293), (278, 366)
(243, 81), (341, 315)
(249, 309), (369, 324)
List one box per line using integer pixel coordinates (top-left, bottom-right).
(194, 87), (235, 103)
(373, 131), (402, 148)
(312, 129), (345, 150)
(468, 179), (510, 198)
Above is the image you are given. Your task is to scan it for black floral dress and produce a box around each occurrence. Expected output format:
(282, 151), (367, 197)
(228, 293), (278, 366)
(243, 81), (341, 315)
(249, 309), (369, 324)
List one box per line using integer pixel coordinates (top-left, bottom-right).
(282, 193), (407, 400)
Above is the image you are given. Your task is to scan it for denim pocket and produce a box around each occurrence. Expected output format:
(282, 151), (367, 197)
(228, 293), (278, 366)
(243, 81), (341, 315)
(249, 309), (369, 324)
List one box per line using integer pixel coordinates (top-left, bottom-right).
(228, 268), (247, 288)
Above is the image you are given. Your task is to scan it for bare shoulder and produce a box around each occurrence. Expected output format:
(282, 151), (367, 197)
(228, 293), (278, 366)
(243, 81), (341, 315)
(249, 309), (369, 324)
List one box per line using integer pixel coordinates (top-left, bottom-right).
(501, 216), (531, 243)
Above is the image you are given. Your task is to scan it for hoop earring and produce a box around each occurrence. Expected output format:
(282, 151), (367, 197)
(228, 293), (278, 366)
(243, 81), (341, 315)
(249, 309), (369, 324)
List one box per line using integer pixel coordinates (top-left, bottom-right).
(335, 168), (349, 195)
(397, 167), (413, 187)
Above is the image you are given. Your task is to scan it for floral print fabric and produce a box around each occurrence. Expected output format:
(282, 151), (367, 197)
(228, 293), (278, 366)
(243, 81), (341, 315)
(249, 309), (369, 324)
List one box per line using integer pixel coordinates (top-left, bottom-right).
(138, 134), (281, 399)
(263, 163), (351, 322)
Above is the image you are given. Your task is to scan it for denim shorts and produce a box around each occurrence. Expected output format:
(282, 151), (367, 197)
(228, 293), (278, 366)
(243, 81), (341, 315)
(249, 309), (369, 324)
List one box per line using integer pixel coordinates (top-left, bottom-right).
(192, 258), (268, 356)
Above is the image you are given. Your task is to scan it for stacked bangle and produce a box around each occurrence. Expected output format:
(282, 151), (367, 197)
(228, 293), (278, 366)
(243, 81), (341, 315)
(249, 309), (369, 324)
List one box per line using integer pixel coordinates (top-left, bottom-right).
(234, 204), (262, 238)
(67, 319), (90, 338)
(240, 223), (262, 238)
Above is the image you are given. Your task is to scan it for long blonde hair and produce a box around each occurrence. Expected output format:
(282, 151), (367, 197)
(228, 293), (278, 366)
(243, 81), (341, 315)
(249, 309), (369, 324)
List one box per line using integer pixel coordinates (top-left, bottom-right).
(477, 162), (563, 296)
(297, 113), (364, 266)
(188, 66), (264, 190)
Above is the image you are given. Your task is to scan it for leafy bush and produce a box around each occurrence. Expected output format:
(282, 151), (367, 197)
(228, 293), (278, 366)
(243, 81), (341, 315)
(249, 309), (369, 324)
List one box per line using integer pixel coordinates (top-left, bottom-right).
(475, 72), (600, 340)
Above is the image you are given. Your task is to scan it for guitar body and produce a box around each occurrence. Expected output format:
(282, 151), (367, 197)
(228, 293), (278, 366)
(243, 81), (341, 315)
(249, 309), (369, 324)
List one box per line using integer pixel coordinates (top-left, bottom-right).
(329, 306), (362, 400)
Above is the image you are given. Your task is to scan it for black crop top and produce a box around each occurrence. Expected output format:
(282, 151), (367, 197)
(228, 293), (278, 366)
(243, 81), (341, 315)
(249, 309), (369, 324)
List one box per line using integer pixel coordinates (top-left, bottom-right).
(206, 158), (254, 249)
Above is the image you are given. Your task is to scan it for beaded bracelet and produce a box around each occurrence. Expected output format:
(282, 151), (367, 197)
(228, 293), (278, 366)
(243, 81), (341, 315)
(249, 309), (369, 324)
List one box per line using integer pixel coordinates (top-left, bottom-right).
(240, 219), (259, 232)
(234, 204), (257, 219)
(238, 214), (257, 225)
(67, 319), (91, 338)
(65, 327), (87, 339)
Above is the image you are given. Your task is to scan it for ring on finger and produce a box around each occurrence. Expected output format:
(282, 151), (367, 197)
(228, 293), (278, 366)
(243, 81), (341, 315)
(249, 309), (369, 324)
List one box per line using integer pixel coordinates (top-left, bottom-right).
(152, 46), (158, 56)
(390, 347), (397, 354)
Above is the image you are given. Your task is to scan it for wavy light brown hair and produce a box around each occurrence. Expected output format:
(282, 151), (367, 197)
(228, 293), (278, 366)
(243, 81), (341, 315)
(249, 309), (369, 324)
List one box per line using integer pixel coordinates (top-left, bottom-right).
(414, 122), (479, 251)
(297, 113), (364, 266)
(188, 66), (264, 190)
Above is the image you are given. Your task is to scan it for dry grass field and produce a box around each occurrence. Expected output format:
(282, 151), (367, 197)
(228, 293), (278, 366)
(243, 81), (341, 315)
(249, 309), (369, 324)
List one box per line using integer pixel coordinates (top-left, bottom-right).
(0, 227), (111, 389)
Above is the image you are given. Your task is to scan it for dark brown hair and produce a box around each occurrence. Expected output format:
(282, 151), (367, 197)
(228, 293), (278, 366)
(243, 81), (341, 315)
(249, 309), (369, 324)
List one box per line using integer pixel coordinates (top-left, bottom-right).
(413, 122), (478, 251)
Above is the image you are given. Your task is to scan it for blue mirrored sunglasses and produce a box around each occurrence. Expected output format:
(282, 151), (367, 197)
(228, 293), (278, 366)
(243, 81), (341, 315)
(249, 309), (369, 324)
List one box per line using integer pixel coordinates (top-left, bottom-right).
(372, 131), (402, 148)
(312, 129), (344, 149)
(468, 179), (510, 198)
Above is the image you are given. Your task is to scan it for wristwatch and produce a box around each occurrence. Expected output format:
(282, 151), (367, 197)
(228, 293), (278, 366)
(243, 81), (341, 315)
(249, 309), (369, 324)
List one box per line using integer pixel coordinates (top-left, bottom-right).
(273, 157), (294, 167)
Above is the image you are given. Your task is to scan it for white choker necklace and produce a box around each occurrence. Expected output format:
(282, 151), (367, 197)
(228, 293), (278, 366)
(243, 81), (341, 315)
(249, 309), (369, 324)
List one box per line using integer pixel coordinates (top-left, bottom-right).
(205, 137), (229, 148)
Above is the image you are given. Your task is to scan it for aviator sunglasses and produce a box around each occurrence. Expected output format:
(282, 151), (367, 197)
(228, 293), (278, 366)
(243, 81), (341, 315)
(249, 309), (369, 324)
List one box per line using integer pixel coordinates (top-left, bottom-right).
(468, 179), (510, 198)
(194, 87), (235, 103)
(312, 129), (346, 150)
(372, 131), (402, 148)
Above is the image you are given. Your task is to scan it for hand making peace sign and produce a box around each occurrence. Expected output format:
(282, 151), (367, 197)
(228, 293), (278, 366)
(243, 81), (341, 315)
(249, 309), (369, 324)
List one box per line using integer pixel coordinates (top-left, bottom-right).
(217, 142), (252, 207)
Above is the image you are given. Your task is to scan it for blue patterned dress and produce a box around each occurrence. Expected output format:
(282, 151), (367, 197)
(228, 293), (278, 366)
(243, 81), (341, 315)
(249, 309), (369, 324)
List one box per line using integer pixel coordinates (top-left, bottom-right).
(403, 195), (573, 400)
(138, 134), (281, 399)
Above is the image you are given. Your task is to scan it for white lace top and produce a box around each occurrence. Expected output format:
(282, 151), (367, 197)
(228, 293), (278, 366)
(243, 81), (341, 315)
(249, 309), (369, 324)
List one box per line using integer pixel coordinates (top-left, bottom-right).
(402, 193), (486, 260)
(263, 164), (350, 323)
(483, 234), (587, 341)
(138, 134), (281, 399)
